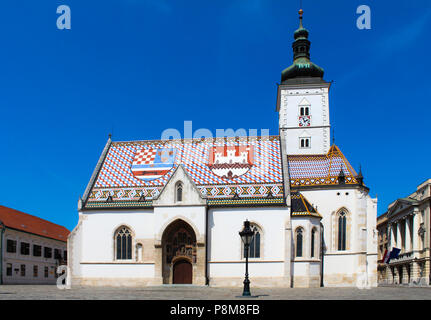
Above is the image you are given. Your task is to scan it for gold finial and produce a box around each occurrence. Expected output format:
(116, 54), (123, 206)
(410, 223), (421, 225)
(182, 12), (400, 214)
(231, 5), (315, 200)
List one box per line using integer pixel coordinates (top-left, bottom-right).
(298, 9), (304, 28)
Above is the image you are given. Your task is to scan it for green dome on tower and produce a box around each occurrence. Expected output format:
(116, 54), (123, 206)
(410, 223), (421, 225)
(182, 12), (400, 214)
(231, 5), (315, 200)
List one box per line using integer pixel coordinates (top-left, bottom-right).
(281, 9), (325, 84)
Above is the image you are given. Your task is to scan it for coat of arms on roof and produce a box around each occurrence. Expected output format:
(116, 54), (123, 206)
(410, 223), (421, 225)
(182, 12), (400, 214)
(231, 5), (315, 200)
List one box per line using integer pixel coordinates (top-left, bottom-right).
(208, 145), (254, 179)
(131, 147), (177, 181)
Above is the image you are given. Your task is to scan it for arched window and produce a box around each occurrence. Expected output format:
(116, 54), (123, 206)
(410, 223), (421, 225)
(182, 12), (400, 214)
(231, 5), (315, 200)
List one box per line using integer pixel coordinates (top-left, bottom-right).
(296, 228), (304, 257)
(115, 227), (132, 260)
(176, 182), (183, 202)
(311, 228), (316, 258)
(242, 224), (262, 259)
(338, 211), (347, 251)
(249, 225), (261, 258)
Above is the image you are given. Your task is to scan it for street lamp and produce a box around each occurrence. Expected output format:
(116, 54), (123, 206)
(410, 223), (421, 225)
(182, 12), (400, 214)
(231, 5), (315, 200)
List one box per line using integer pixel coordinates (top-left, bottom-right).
(239, 220), (255, 297)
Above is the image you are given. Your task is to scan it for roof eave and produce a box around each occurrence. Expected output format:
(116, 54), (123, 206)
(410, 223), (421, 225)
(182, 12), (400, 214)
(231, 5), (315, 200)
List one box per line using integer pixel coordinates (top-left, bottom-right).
(81, 136), (113, 208)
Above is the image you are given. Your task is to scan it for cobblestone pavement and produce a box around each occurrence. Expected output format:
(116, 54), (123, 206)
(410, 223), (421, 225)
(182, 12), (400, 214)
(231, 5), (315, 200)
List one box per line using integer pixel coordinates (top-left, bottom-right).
(0, 285), (431, 300)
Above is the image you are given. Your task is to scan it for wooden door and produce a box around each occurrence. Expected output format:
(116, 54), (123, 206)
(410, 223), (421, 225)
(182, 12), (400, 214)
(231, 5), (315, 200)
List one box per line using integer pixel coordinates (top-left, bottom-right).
(173, 260), (192, 284)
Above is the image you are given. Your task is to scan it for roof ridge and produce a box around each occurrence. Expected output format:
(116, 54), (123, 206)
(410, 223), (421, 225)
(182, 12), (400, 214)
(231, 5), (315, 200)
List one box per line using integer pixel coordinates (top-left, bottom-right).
(0, 205), (69, 230)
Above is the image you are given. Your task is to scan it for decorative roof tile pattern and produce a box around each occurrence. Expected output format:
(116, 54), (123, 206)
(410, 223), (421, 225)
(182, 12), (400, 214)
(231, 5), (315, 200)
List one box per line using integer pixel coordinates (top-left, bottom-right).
(0, 206), (70, 242)
(85, 136), (285, 208)
(288, 145), (359, 188)
(291, 192), (321, 218)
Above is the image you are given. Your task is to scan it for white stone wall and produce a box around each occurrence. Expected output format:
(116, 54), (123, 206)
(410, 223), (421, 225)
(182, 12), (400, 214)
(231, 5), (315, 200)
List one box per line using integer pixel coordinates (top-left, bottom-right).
(291, 216), (322, 287)
(208, 206), (290, 286)
(69, 187), (377, 288)
(69, 209), (156, 283)
(279, 85), (330, 155)
(2, 229), (67, 284)
(300, 187), (378, 287)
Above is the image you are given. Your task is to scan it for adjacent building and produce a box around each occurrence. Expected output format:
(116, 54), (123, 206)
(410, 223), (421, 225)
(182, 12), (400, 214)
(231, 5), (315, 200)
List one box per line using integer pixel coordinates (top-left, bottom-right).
(377, 179), (431, 285)
(0, 205), (70, 284)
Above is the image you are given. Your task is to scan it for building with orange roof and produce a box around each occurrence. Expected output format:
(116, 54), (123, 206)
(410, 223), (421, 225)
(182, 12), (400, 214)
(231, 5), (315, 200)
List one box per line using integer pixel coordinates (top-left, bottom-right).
(0, 205), (69, 284)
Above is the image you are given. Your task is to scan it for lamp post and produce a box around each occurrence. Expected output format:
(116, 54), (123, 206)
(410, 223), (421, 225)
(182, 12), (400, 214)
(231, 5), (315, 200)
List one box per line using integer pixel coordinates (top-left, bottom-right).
(239, 220), (255, 297)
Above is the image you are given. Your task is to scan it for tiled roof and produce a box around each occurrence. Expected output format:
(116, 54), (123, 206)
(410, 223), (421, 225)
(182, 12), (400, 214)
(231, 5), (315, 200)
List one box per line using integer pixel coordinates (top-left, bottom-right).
(288, 144), (359, 188)
(0, 206), (69, 242)
(84, 136), (285, 208)
(291, 192), (321, 218)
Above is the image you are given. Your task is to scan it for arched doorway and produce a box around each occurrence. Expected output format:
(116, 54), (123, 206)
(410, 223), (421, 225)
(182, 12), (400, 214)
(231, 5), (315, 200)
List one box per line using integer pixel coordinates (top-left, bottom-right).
(161, 219), (197, 284)
(173, 259), (192, 284)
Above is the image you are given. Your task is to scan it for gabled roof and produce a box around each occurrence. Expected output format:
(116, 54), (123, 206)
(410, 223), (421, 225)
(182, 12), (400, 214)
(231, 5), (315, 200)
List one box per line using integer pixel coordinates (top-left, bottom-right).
(387, 197), (418, 217)
(291, 192), (321, 218)
(288, 144), (360, 188)
(83, 136), (285, 209)
(0, 206), (69, 242)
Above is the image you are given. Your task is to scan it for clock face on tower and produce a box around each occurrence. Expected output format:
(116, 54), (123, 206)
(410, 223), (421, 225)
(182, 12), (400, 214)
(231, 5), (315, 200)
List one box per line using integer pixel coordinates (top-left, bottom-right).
(299, 115), (311, 127)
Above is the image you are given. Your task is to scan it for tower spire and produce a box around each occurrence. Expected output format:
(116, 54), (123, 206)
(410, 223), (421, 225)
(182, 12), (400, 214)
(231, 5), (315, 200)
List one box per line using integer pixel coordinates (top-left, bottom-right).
(280, 8), (325, 84)
(299, 8), (304, 28)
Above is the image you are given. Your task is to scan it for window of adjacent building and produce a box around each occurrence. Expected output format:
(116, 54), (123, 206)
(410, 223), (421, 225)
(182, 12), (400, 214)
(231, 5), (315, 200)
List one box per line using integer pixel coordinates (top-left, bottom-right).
(300, 137), (311, 149)
(44, 266), (49, 278)
(6, 239), (17, 253)
(33, 245), (42, 257)
(54, 249), (62, 260)
(33, 265), (38, 278)
(63, 250), (67, 261)
(20, 264), (26, 277)
(115, 227), (133, 260)
(401, 223), (406, 252)
(20, 242), (30, 255)
(6, 264), (12, 276)
(44, 247), (52, 259)
(296, 228), (304, 257)
(338, 212), (347, 251)
(420, 224), (425, 250)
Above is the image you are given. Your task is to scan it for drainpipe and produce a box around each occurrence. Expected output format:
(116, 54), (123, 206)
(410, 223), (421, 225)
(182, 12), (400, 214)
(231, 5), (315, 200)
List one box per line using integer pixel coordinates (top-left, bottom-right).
(205, 207), (209, 286)
(320, 222), (324, 287)
(0, 221), (5, 285)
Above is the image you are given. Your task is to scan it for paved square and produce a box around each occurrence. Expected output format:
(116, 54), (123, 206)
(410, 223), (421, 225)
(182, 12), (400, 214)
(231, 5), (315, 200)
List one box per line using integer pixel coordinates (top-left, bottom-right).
(0, 285), (431, 300)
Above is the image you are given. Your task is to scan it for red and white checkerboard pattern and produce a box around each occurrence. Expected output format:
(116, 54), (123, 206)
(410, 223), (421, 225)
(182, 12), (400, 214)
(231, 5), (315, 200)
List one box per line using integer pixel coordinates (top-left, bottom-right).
(132, 148), (156, 165)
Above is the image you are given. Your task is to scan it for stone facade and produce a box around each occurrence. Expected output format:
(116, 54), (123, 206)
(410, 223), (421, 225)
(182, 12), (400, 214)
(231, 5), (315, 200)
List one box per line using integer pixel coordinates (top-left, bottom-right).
(2, 228), (68, 284)
(377, 179), (431, 286)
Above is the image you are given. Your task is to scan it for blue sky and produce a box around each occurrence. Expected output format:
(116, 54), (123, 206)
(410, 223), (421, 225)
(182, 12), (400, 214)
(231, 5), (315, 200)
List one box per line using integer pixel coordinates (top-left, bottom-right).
(0, 0), (430, 231)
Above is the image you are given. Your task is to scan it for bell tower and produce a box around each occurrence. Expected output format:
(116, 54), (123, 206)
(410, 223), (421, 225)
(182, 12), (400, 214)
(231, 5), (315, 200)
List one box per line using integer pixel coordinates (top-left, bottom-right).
(276, 9), (331, 155)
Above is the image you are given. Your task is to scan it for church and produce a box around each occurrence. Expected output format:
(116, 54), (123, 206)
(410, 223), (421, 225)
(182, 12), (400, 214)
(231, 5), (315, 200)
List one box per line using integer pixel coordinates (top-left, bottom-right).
(68, 10), (378, 288)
